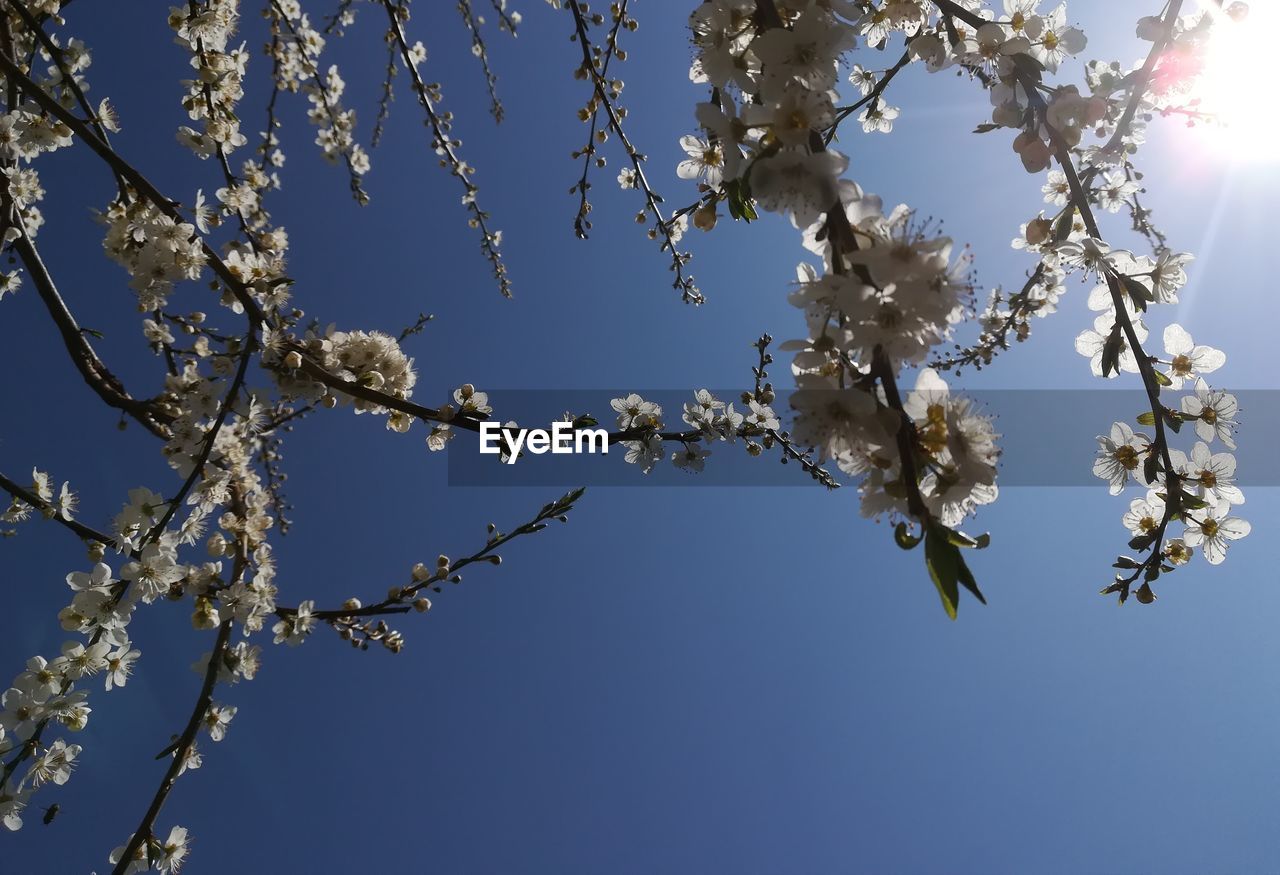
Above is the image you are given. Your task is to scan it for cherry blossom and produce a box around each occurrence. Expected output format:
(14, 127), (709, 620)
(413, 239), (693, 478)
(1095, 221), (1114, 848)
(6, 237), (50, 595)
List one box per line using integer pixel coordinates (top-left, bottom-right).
(0, 0), (1257, 867)
(1183, 506), (1251, 565)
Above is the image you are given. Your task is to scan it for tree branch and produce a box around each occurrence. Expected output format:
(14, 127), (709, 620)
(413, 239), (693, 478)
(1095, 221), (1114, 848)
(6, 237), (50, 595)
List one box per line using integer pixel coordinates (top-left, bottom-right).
(110, 619), (234, 875)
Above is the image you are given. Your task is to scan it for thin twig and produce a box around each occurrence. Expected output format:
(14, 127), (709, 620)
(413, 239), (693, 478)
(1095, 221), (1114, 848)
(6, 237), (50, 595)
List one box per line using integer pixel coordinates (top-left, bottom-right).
(458, 0), (504, 122)
(567, 0), (702, 304)
(110, 619), (234, 875)
(380, 0), (512, 297)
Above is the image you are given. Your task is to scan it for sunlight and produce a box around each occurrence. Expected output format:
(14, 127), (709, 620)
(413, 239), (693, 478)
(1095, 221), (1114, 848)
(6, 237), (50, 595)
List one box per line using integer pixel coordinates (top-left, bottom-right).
(1190, 2), (1280, 161)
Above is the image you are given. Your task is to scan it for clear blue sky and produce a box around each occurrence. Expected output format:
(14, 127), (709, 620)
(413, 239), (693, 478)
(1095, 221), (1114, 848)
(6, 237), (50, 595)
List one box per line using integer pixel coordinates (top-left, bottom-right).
(2, 2), (1278, 872)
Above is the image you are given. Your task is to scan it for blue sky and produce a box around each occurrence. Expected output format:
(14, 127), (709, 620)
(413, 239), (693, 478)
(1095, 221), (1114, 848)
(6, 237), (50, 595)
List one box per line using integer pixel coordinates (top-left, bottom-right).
(2, 1), (1279, 872)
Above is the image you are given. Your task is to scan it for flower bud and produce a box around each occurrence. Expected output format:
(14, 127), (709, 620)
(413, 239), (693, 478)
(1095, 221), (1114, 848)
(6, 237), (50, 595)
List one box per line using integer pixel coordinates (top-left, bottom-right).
(991, 101), (1021, 129)
(61, 705), (90, 731)
(1135, 16), (1162, 40)
(1013, 130), (1052, 173)
(207, 532), (227, 557)
(1026, 216), (1052, 246)
(693, 203), (718, 232)
(192, 596), (220, 630)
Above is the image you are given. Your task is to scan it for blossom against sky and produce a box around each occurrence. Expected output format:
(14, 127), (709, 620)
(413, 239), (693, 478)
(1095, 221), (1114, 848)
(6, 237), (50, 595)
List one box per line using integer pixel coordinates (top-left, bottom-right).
(1, 1), (1278, 872)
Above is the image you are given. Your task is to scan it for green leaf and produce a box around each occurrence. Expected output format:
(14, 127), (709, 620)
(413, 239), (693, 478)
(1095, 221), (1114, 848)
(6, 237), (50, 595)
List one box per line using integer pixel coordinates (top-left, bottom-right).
(1153, 369), (1173, 387)
(955, 552), (986, 605)
(1015, 53), (1047, 74)
(1100, 325), (1124, 378)
(894, 521), (923, 550)
(724, 178), (757, 222)
(1143, 452), (1160, 486)
(1128, 532), (1156, 551)
(924, 526), (960, 621)
(1136, 411), (1156, 426)
(1120, 274), (1154, 312)
(1180, 493), (1209, 511)
(944, 527), (992, 549)
(1052, 208), (1076, 243)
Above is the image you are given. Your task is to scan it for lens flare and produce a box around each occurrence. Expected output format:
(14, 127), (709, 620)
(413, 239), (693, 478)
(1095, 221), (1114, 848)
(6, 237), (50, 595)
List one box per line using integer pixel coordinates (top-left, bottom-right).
(1190, 2), (1280, 161)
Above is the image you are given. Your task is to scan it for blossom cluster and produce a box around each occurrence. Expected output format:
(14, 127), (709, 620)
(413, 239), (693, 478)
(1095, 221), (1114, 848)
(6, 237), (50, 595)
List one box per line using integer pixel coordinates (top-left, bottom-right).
(0, 1), (569, 868)
(610, 388), (774, 474)
(682, 0), (1005, 537)
(267, 325), (419, 418)
(99, 199), (208, 310)
(963, 10), (1215, 363)
(1, 489), (144, 832)
(1092, 356), (1249, 586)
(268, 0), (371, 200)
(170, 1), (250, 160)
(0, 0), (1258, 868)
(673, 0), (1246, 604)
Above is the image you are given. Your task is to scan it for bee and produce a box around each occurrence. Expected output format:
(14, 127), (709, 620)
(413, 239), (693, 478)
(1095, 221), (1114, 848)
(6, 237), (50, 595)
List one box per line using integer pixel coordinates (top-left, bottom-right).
(41, 804), (59, 825)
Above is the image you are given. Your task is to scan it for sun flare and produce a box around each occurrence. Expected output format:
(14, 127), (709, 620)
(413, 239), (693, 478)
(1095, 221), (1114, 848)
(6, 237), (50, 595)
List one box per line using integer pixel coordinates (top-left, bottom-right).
(1190, 2), (1280, 160)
